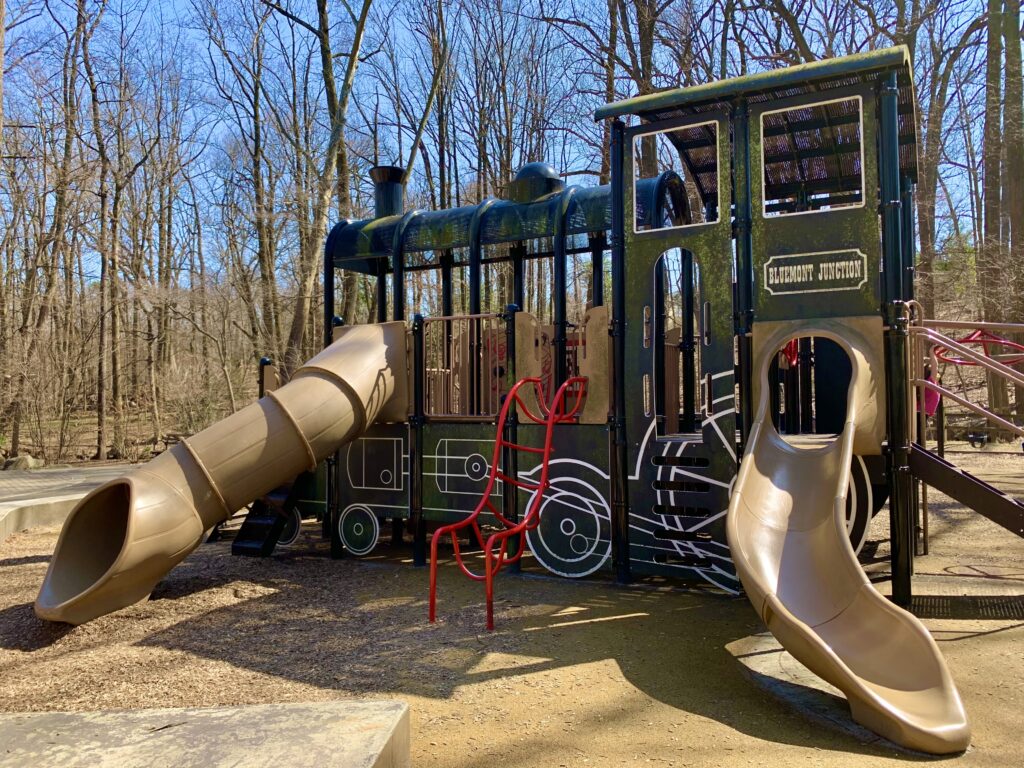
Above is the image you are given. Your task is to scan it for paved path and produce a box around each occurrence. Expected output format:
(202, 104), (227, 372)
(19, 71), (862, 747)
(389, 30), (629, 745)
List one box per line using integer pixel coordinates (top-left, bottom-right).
(0, 465), (134, 542)
(0, 466), (130, 504)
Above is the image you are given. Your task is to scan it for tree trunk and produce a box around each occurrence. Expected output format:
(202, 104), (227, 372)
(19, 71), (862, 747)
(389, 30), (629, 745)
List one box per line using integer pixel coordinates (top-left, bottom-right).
(982, 0), (1007, 413)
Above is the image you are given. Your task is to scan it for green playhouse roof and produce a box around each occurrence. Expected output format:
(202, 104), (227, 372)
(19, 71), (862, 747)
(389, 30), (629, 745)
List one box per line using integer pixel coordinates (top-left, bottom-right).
(596, 46), (918, 187)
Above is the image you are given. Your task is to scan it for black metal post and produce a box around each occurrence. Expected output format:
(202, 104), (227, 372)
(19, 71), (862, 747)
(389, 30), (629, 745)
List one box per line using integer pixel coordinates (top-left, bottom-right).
(936, 392), (946, 458)
(881, 70), (913, 607)
(610, 119), (632, 584)
(681, 251), (696, 432)
(258, 357), (273, 398)
(376, 275), (388, 323)
(784, 359), (800, 433)
(468, 201), (495, 416)
(412, 314), (427, 566)
(653, 258), (667, 429)
(590, 232), (606, 307)
(511, 242), (526, 313)
(391, 215), (416, 322)
(881, 73), (904, 303)
(503, 304), (521, 572)
(799, 338), (814, 432)
(323, 236), (337, 350)
(768, 357), (781, 430)
(901, 176), (916, 302)
(732, 99), (755, 451)
(553, 189), (577, 387)
(441, 250), (454, 317)
(324, 316), (344, 541)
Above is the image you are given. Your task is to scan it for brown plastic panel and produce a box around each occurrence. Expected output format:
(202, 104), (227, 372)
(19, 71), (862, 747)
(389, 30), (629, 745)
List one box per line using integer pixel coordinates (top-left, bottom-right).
(578, 305), (610, 425)
(35, 322), (407, 625)
(726, 316), (970, 754)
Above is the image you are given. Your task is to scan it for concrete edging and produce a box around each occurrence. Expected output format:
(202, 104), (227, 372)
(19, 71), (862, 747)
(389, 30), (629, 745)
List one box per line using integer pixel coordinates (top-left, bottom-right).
(0, 700), (411, 768)
(0, 495), (82, 544)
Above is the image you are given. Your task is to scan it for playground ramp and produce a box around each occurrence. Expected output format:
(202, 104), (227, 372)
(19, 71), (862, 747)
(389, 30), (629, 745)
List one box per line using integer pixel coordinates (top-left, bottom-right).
(34, 322), (408, 625)
(726, 317), (970, 755)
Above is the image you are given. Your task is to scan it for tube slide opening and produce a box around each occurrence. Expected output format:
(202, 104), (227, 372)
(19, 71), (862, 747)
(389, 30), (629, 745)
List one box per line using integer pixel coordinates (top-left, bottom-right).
(766, 334), (851, 450)
(41, 481), (131, 608)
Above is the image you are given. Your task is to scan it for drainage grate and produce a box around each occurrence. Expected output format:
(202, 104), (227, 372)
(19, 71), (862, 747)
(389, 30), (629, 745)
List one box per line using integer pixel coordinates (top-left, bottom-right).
(911, 595), (1024, 620)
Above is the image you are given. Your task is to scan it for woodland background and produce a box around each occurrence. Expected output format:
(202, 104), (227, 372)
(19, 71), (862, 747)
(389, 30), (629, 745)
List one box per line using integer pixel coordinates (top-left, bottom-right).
(0, 0), (1020, 462)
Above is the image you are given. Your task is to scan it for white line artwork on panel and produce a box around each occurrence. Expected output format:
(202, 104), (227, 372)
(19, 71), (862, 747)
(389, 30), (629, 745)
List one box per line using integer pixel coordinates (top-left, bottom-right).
(345, 437), (404, 491)
(429, 438), (502, 498)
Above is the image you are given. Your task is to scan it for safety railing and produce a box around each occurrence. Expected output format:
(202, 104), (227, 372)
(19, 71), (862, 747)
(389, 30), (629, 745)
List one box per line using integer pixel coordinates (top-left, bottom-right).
(907, 302), (1024, 441)
(421, 313), (510, 420)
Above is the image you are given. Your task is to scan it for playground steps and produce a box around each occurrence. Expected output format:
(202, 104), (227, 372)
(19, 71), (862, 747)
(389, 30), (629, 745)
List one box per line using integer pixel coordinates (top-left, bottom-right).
(231, 486), (294, 557)
(909, 443), (1024, 538)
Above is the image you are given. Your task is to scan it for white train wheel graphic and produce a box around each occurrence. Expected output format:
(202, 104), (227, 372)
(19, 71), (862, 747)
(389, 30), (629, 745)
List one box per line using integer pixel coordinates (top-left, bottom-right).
(844, 455), (874, 556)
(337, 504), (380, 556)
(276, 506), (304, 548)
(524, 468), (612, 578)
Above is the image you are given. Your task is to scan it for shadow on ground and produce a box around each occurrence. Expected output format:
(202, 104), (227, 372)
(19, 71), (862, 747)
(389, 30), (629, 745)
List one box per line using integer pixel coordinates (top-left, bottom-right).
(0, 602), (75, 651)
(109, 537), (919, 760)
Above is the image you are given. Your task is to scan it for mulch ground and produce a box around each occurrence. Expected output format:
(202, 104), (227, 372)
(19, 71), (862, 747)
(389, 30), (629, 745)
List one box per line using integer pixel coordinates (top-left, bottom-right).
(1, 450), (1022, 767)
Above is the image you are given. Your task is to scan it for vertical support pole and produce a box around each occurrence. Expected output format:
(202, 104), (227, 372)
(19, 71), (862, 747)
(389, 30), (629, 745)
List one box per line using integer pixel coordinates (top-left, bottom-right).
(325, 317), (345, 541)
(392, 245), (406, 322)
(503, 304), (521, 573)
(768, 357), (781, 430)
(322, 232), (340, 543)
(511, 242), (526, 312)
(590, 232), (606, 307)
(784, 358), (800, 433)
(258, 357), (272, 398)
(681, 251), (696, 432)
(610, 119), (632, 584)
(376, 274), (388, 323)
(441, 250), (454, 316)
(553, 190), (577, 387)
(901, 176), (916, 302)
(881, 70), (913, 607)
(441, 250), (453, 374)
(323, 237), (336, 350)
(936, 394), (946, 458)
(468, 201), (494, 416)
(653, 257), (667, 429)
(732, 99), (755, 452)
(412, 314), (427, 566)
(799, 338), (814, 432)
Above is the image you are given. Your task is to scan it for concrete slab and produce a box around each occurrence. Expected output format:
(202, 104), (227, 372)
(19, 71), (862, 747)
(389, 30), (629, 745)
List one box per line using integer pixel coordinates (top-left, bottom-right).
(0, 466), (129, 543)
(0, 700), (410, 768)
(0, 466), (129, 504)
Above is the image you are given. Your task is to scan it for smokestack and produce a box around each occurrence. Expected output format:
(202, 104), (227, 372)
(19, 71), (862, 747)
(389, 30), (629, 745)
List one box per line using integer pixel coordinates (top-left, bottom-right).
(370, 165), (405, 219)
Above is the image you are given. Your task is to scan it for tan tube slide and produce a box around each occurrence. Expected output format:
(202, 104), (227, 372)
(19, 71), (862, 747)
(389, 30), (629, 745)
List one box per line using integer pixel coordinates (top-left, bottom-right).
(726, 317), (970, 754)
(35, 322), (408, 625)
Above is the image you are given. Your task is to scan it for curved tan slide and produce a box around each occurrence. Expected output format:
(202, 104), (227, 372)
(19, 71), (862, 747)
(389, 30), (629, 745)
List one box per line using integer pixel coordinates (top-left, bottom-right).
(35, 322), (408, 625)
(727, 317), (970, 754)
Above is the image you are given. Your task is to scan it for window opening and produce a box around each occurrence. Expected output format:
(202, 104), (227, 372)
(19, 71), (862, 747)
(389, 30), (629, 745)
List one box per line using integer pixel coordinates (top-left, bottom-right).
(634, 121), (720, 232)
(655, 248), (703, 435)
(767, 336), (851, 445)
(761, 96), (865, 217)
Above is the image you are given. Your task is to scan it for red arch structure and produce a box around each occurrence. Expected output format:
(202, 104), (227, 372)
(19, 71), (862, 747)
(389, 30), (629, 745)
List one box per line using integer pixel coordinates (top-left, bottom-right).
(429, 376), (587, 630)
(934, 329), (1024, 367)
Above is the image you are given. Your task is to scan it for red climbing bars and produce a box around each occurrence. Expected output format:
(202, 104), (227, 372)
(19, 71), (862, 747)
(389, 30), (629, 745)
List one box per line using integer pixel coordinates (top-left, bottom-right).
(428, 376), (587, 629)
